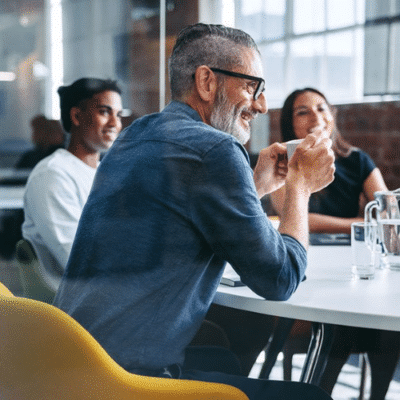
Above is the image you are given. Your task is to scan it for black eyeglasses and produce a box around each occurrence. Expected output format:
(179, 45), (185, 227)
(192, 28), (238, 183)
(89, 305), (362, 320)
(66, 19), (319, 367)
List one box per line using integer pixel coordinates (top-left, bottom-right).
(210, 68), (265, 101)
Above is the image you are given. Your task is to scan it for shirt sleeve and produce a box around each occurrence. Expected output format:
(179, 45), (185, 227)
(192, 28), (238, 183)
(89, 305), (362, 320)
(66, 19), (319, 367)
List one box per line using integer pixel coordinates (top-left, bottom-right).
(189, 139), (307, 301)
(24, 168), (83, 269)
(357, 149), (377, 182)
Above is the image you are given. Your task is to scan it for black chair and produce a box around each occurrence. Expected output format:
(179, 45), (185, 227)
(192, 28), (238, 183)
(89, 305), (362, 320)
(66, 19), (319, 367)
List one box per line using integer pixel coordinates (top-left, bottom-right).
(259, 317), (368, 400)
(15, 239), (56, 303)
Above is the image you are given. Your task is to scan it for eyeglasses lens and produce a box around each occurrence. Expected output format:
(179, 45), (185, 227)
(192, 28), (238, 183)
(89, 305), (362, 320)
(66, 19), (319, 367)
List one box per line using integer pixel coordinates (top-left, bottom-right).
(255, 80), (265, 100)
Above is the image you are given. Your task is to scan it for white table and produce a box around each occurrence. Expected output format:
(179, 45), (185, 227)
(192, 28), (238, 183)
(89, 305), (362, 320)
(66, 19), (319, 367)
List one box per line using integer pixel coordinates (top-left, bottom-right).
(0, 168), (31, 180)
(215, 245), (400, 383)
(0, 186), (25, 209)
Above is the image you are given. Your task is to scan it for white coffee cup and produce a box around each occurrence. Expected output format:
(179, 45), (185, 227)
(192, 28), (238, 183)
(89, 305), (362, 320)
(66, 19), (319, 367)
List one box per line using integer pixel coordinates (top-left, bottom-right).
(286, 139), (304, 159)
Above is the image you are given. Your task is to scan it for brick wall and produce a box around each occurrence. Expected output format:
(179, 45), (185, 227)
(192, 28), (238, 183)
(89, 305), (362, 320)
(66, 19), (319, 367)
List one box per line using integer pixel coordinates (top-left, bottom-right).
(268, 101), (400, 190)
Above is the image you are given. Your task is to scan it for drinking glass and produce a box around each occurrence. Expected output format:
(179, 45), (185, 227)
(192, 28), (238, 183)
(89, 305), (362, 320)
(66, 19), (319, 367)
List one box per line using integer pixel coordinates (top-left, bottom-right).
(351, 221), (376, 279)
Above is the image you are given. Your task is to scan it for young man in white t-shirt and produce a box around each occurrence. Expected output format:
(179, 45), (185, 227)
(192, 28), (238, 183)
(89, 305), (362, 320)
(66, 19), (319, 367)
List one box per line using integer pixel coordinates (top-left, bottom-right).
(22, 78), (123, 291)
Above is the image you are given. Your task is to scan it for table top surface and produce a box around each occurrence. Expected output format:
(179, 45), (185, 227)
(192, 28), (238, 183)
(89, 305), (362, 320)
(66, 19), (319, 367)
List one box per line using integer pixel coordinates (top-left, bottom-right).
(0, 185), (25, 209)
(0, 168), (31, 178)
(215, 245), (400, 332)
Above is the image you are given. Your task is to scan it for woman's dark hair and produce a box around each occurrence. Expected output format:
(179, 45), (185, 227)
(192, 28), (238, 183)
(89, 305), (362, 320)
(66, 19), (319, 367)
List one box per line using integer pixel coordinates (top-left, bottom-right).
(280, 87), (354, 157)
(58, 78), (121, 133)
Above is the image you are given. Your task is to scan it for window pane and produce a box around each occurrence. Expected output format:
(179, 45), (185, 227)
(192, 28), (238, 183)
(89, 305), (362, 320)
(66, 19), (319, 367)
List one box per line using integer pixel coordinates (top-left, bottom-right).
(394, 0), (400, 14)
(237, 0), (285, 41)
(293, 0), (325, 34)
(327, 0), (356, 29)
(326, 31), (354, 100)
(240, 0), (263, 16)
(262, 0), (286, 39)
(388, 22), (400, 93)
(364, 24), (389, 95)
(289, 36), (324, 90)
(365, 0), (391, 20)
(356, 0), (366, 23)
(0, 5), (45, 166)
(260, 42), (286, 108)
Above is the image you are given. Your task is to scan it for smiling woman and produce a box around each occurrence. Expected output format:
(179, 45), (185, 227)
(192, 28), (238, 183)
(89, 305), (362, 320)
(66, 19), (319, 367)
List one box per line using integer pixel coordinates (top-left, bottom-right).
(272, 87), (387, 233)
(268, 87), (398, 400)
(291, 91), (333, 139)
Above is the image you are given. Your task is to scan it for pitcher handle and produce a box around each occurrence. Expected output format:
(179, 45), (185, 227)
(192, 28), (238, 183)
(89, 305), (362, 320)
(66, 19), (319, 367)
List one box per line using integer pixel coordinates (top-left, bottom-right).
(365, 200), (378, 224)
(365, 201), (382, 258)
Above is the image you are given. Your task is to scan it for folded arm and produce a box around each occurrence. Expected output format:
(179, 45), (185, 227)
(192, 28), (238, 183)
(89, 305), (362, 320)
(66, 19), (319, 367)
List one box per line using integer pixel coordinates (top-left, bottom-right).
(191, 137), (334, 300)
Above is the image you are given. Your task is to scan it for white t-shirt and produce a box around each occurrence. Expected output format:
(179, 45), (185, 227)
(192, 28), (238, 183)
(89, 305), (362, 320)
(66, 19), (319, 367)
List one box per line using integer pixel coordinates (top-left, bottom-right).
(22, 149), (97, 291)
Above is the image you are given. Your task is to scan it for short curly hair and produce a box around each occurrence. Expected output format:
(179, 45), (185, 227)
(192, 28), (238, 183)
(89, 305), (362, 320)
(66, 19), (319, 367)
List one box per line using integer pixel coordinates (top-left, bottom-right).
(58, 78), (121, 132)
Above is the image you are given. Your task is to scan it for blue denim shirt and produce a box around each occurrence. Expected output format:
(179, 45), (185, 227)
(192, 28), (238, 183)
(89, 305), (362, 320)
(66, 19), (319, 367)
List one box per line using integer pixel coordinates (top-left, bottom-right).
(54, 101), (307, 373)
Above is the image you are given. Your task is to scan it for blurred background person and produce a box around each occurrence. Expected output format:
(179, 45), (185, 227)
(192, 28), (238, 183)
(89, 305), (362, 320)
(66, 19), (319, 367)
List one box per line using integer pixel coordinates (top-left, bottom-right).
(15, 114), (66, 170)
(271, 87), (387, 234)
(22, 77), (123, 293)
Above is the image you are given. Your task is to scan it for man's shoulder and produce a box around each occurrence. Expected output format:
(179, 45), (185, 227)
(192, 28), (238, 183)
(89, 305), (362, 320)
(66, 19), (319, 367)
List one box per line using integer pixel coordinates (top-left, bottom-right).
(121, 101), (239, 157)
(337, 148), (374, 170)
(27, 149), (87, 183)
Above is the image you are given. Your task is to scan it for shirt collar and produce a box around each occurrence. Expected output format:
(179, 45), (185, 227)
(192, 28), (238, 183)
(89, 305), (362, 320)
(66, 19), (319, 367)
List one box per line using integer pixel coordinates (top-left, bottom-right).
(163, 101), (203, 123)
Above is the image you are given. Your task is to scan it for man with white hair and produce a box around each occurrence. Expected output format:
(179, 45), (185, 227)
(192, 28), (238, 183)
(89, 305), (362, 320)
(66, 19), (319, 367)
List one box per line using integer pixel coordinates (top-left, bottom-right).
(54, 24), (334, 399)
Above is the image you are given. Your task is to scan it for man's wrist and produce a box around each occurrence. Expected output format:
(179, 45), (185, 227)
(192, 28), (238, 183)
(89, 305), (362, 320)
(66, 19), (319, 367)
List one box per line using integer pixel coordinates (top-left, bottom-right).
(285, 176), (312, 201)
(253, 172), (267, 199)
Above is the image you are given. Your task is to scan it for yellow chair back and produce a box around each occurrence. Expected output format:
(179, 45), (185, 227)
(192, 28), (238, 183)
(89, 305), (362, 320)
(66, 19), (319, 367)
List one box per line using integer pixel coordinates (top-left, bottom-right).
(0, 282), (14, 297)
(0, 283), (248, 400)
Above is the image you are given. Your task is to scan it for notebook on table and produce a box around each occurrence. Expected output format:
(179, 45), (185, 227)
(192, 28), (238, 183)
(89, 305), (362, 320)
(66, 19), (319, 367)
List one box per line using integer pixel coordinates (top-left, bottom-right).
(220, 263), (245, 287)
(309, 233), (351, 246)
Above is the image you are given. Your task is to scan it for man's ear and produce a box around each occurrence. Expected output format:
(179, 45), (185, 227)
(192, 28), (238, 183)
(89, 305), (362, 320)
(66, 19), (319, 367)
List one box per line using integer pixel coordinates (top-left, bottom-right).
(193, 66), (217, 102)
(70, 107), (81, 128)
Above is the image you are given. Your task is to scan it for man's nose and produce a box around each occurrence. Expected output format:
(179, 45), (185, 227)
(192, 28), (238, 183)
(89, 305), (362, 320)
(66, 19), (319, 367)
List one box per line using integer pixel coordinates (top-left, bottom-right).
(108, 113), (121, 128)
(253, 92), (268, 114)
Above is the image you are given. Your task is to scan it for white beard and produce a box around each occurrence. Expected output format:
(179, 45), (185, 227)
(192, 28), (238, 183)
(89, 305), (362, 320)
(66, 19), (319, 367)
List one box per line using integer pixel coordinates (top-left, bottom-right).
(210, 86), (251, 145)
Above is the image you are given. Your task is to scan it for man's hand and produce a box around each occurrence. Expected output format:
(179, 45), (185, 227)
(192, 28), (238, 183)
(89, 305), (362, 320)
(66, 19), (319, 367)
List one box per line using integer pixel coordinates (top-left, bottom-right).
(276, 133), (334, 249)
(286, 132), (335, 195)
(253, 142), (288, 198)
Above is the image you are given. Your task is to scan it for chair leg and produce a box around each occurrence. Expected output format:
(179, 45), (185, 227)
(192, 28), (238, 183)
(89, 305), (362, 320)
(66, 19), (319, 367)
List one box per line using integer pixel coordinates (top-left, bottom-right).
(258, 318), (295, 379)
(283, 351), (293, 381)
(358, 353), (368, 400)
(300, 323), (335, 385)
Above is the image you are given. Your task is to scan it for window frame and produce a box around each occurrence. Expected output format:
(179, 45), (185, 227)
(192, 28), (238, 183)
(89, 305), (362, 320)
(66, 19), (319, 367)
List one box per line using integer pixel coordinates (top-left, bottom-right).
(234, 0), (400, 107)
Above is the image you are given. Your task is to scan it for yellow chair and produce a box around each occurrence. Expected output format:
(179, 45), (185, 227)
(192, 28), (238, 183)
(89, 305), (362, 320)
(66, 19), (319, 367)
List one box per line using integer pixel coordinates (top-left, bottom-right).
(0, 282), (249, 400)
(0, 281), (14, 297)
(15, 239), (56, 303)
